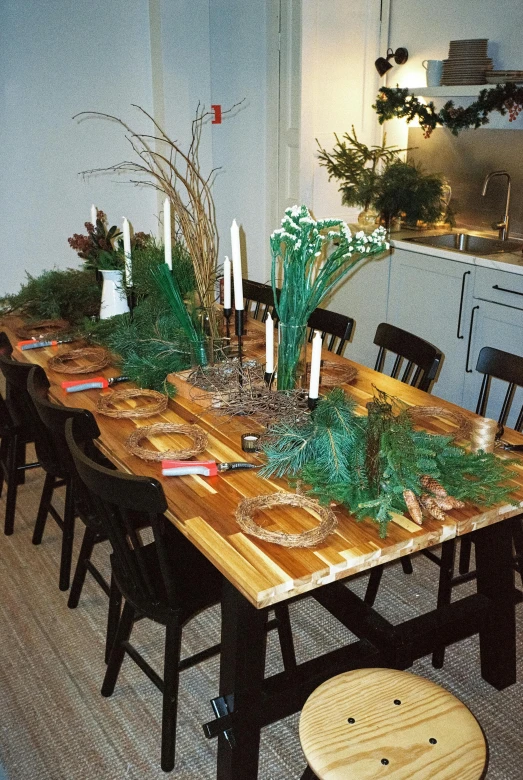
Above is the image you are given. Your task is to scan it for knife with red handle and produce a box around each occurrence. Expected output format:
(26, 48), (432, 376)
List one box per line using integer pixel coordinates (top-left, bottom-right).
(61, 376), (130, 393)
(161, 459), (258, 477)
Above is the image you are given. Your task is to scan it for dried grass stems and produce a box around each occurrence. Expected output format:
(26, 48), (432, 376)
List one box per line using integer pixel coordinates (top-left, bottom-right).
(235, 492), (338, 548)
(74, 103), (243, 320)
(126, 422), (208, 461)
(186, 359), (309, 424)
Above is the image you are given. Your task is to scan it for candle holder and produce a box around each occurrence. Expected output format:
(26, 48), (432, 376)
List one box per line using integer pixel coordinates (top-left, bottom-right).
(264, 371), (275, 390)
(307, 396), (318, 412)
(241, 433), (261, 453)
(223, 307), (232, 340)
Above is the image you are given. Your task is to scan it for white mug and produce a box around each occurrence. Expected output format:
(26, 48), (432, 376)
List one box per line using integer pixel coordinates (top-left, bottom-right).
(422, 59), (443, 87)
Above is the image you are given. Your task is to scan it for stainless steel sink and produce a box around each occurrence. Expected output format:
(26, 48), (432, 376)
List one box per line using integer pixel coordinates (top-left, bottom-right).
(404, 233), (523, 256)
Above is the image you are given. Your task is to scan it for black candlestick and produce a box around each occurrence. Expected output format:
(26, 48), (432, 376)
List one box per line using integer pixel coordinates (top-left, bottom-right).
(235, 309), (245, 337)
(223, 307), (232, 340)
(264, 371), (275, 390)
(307, 396), (318, 411)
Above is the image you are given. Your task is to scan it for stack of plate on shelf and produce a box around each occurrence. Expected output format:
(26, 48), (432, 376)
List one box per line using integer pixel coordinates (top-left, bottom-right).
(441, 39), (492, 85)
(486, 70), (523, 84)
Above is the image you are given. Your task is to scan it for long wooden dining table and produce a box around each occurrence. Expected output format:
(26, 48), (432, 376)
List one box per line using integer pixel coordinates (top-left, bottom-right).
(3, 312), (522, 780)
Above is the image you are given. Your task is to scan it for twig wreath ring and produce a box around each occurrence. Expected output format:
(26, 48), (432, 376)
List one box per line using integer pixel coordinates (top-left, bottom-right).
(125, 423), (208, 461)
(97, 388), (168, 418)
(48, 347), (111, 374)
(235, 492), (338, 548)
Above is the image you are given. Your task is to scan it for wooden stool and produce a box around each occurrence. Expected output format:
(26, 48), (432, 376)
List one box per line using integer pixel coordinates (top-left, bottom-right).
(299, 668), (487, 780)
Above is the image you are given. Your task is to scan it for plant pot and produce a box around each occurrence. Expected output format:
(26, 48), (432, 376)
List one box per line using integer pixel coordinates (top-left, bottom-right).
(99, 270), (129, 320)
(357, 208), (379, 227)
(276, 323), (307, 391)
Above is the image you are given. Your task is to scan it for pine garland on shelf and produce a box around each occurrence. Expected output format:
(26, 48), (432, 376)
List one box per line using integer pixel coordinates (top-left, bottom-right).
(374, 83), (523, 138)
(260, 388), (514, 537)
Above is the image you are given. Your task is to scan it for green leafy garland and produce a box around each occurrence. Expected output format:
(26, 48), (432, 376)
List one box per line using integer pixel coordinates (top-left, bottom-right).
(0, 268), (100, 324)
(374, 83), (523, 138)
(260, 388), (514, 537)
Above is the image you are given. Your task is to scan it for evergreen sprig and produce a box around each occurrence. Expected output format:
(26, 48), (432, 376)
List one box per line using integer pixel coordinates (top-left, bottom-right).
(260, 388), (516, 537)
(373, 84), (523, 138)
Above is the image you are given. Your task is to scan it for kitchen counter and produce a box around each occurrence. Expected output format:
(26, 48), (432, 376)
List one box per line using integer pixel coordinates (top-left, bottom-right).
(390, 228), (523, 275)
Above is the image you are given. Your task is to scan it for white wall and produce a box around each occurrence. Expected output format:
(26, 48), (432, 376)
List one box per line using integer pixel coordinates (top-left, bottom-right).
(0, 0), (159, 295)
(209, 0), (271, 283)
(384, 0), (523, 148)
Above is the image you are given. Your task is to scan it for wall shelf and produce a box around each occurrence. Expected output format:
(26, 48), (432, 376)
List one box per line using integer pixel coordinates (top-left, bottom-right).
(410, 85), (486, 98)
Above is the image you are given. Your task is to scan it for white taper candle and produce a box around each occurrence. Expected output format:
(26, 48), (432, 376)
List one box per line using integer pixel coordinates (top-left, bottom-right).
(308, 330), (322, 399)
(265, 312), (274, 373)
(230, 219), (244, 310)
(122, 217), (132, 287)
(90, 204), (97, 227)
(223, 257), (232, 309)
(164, 198), (172, 270)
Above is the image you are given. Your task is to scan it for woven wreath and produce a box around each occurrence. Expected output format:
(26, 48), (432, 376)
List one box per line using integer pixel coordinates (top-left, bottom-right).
(407, 405), (471, 440)
(235, 492), (338, 548)
(97, 388), (168, 418)
(125, 423), (208, 461)
(319, 361), (358, 387)
(47, 347), (110, 374)
(16, 319), (70, 341)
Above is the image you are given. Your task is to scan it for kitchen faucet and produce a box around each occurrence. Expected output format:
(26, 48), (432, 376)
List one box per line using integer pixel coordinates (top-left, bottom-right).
(482, 170), (511, 240)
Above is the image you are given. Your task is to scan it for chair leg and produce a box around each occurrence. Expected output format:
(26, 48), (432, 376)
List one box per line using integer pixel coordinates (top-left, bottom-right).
(273, 604), (297, 673)
(458, 535), (473, 574)
(401, 555), (413, 575)
(102, 600), (136, 697)
(0, 436), (8, 498)
(68, 524), (99, 609)
(512, 516), (523, 587)
(105, 574), (122, 664)
(432, 539), (456, 669)
(364, 565), (384, 606)
(160, 616), (183, 772)
(32, 472), (56, 545)
(58, 481), (75, 591)
(4, 434), (19, 536)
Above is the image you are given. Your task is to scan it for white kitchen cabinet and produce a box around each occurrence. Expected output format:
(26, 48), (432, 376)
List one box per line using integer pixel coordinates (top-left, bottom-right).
(462, 272), (523, 427)
(387, 248), (475, 405)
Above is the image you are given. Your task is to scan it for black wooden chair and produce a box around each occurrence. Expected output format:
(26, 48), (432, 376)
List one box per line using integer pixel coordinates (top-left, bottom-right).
(307, 308), (354, 356)
(243, 279), (278, 322)
(0, 332), (41, 535)
(373, 322), (443, 392)
(429, 346), (523, 667)
(27, 367), (117, 618)
(364, 323), (444, 601)
(65, 414), (223, 772)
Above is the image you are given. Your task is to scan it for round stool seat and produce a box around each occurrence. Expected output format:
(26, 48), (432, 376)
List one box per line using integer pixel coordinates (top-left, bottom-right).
(299, 668), (487, 780)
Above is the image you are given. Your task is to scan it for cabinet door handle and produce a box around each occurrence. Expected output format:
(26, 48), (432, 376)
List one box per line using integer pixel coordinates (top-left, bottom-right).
(492, 284), (523, 297)
(465, 305), (479, 373)
(457, 270), (471, 338)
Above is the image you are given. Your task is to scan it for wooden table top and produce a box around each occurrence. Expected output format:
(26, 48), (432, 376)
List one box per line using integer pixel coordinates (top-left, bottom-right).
(4, 314), (523, 609)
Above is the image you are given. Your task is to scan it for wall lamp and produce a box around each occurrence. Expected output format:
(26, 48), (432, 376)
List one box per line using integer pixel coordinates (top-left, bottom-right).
(375, 47), (409, 77)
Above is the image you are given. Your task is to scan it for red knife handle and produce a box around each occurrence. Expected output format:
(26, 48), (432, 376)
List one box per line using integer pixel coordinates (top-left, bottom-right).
(61, 377), (108, 390)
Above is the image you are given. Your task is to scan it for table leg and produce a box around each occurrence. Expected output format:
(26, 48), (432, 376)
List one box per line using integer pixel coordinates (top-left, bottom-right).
(475, 519), (516, 689)
(217, 579), (268, 780)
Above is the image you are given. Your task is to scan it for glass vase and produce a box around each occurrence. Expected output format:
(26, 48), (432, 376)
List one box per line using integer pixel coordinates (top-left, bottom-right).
(276, 323), (307, 391)
(190, 305), (227, 367)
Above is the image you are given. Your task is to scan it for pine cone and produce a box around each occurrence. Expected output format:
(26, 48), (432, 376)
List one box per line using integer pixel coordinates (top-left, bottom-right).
(420, 494), (448, 522)
(403, 489), (423, 525)
(420, 475), (448, 497)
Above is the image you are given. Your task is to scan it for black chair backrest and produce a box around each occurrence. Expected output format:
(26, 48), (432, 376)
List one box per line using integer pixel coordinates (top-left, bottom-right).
(65, 416), (175, 607)
(27, 365), (102, 478)
(0, 334), (57, 467)
(243, 279), (278, 322)
(475, 346), (523, 430)
(373, 322), (442, 393)
(307, 308), (354, 356)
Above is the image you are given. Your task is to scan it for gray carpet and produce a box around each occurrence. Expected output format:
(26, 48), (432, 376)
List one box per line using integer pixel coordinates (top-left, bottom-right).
(0, 459), (522, 779)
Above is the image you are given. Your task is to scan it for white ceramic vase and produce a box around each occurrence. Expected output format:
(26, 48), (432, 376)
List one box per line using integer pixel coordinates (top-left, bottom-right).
(99, 269), (129, 320)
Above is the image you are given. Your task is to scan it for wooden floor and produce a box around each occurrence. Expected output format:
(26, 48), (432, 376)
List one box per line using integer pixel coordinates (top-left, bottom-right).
(0, 456), (522, 779)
